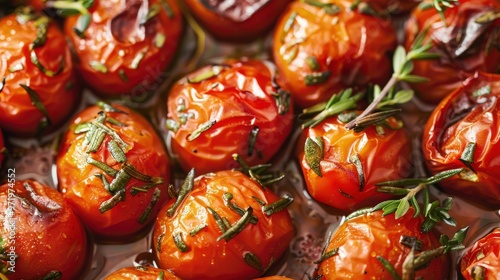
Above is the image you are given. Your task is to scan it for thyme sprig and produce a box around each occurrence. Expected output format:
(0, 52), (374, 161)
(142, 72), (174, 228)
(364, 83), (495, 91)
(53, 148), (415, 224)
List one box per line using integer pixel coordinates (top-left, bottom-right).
(433, 0), (459, 23)
(232, 154), (285, 187)
(44, 0), (94, 37)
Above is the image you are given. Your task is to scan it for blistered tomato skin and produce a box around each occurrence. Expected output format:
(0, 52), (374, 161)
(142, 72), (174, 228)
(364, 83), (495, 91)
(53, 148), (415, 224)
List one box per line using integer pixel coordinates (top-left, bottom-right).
(153, 170), (294, 280)
(297, 113), (412, 211)
(0, 13), (80, 137)
(0, 180), (88, 280)
(272, 0), (396, 108)
(405, 0), (500, 104)
(166, 59), (294, 175)
(104, 266), (181, 280)
(317, 209), (449, 279)
(64, 0), (182, 98)
(56, 104), (170, 242)
(461, 228), (500, 279)
(422, 72), (500, 208)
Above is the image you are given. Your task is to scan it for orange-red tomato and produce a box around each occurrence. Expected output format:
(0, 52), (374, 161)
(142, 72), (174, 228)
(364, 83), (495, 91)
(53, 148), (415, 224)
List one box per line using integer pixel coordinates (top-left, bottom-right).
(64, 0), (183, 98)
(272, 0), (396, 108)
(422, 72), (500, 208)
(185, 0), (292, 41)
(166, 59), (294, 174)
(317, 209), (449, 279)
(461, 228), (500, 279)
(104, 266), (181, 280)
(56, 103), (171, 242)
(153, 170), (294, 280)
(297, 112), (412, 211)
(0, 180), (88, 280)
(405, 0), (500, 104)
(0, 11), (80, 137)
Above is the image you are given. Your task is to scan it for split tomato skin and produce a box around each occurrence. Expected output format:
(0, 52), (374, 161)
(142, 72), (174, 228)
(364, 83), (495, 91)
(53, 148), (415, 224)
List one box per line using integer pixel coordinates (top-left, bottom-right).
(166, 59), (294, 175)
(461, 228), (500, 279)
(104, 266), (181, 280)
(153, 170), (294, 280)
(64, 0), (182, 98)
(422, 72), (500, 208)
(0, 180), (88, 280)
(56, 104), (171, 242)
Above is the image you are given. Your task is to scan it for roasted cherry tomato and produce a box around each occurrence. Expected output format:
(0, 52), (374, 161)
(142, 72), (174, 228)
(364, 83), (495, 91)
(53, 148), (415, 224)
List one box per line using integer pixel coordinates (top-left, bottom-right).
(404, 0), (500, 104)
(0, 130), (4, 167)
(0, 9), (80, 137)
(56, 103), (170, 242)
(316, 209), (449, 279)
(185, 0), (291, 41)
(165, 59), (294, 174)
(422, 72), (500, 208)
(153, 170), (294, 280)
(0, 180), (88, 280)
(461, 228), (500, 279)
(272, 0), (396, 108)
(64, 0), (182, 98)
(104, 266), (181, 280)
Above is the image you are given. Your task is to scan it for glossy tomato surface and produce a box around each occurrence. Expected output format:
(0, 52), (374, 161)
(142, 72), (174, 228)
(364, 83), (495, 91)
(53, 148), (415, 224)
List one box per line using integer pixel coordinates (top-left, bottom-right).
(0, 180), (88, 280)
(0, 12), (80, 137)
(64, 0), (183, 98)
(56, 103), (170, 242)
(422, 72), (500, 208)
(104, 266), (181, 280)
(461, 228), (500, 279)
(272, 0), (396, 108)
(153, 170), (294, 280)
(166, 59), (294, 174)
(405, 0), (500, 104)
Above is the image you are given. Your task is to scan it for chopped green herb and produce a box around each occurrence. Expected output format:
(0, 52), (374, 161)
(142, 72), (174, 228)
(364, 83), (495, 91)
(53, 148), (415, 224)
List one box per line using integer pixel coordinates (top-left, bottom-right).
(207, 207), (227, 233)
(243, 252), (263, 271)
(138, 188), (161, 224)
(154, 33), (166, 48)
(305, 137), (324, 177)
(89, 61), (108, 73)
(109, 169), (132, 193)
(217, 207), (254, 242)
(247, 126), (259, 156)
(99, 189), (125, 213)
(304, 71), (331, 86)
(8, 63), (24, 73)
(305, 56), (320, 71)
(349, 153), (365, 192)
(262, 194), (294, 216)
(167, 169), (195, 217)
(118, 69), (129, 82)
(459, 142), (476, 172)
(472, 85), (491, 98)
(173, 232), (189, 252)
(189, 224), (207, 236)
(187, 120), (216, 141)
(187, 65), (226, 83)
(131, 51), (146, 70)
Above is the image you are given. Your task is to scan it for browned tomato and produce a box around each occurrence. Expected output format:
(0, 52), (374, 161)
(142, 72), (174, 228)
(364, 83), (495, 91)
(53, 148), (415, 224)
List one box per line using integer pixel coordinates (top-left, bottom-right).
(272, 0), (396, 108)
(153, 170), (294, 280)
(404, 0), (500, 104)
(461, 228), (500, 279)
(422, 72), (500, 208)
(165, 59), (294, 175)
(56, 103), (170, 242)
(104, 266), (181, 280)
(64, 0), (183, 98)
(185, 0), (292, 41)
(0, 180), (88, 280)
(0, 9), (80, 137)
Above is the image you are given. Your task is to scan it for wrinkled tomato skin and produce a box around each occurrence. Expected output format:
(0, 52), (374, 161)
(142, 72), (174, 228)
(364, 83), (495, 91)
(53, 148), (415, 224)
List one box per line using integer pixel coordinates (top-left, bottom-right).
(317, 209), (449, 279)
(272, 0), (396, 108)
(0, 180), (88, 280)
(0, 14), (80, 137)
(297, 113), (412, 211)
(461, 228), (500, 279)
(422, 72), (500, 208)
(104, 266), (181, 280)
(166, 59), (294, 175)
(64, 0), (182, 98)
(56, 104), (171, 242)
(153, 170), (294, 280)
(405, 0), (500, 104)
(185, 0), (291, 41)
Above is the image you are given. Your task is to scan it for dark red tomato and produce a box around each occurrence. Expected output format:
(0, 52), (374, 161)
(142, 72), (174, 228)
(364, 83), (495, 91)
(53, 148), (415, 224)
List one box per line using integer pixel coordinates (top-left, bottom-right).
(56, 103), (171, 242)
(0, 130), (4, 167)
(296, 112), (412, 211)
(461, 228), (500, 279)
(104, 266), (181, 280)
(0, 180), (88, 280)
(185, 0), (292, 41)
(317, 209), (449, 279)
(64, 0), (183, 98)
(405, 0), (500, 104)
(422, 72), (500, 208)
(166, 58), (294, 175)
(272, 0), (396, 108)
(153, 170), (294, 280)
(0, 11), (80, 137)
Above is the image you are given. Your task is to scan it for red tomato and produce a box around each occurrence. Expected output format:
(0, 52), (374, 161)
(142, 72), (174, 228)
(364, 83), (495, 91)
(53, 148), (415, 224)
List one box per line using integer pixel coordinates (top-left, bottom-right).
(0, 130), (4, 167)
(64, 0), (183, 98)
(104, 266), (181, 280)
(297, 112), (412, 211)
(404, 0), (500, 104)
(56, 103), (171, 242)
(347, 0), (419, 14)
(0, 180), (88, 280)
(165, 58), (294, 174)
(0, 11), (80, 137)
(272, 0), (396, 108)
(317, 209), (449, 279)
(461, 228), (500, 279)
(185, 0), (292, 41)
(153, 170), (294, 280)
(422, 72), (500, 207)
(254, 277), (294, 280)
